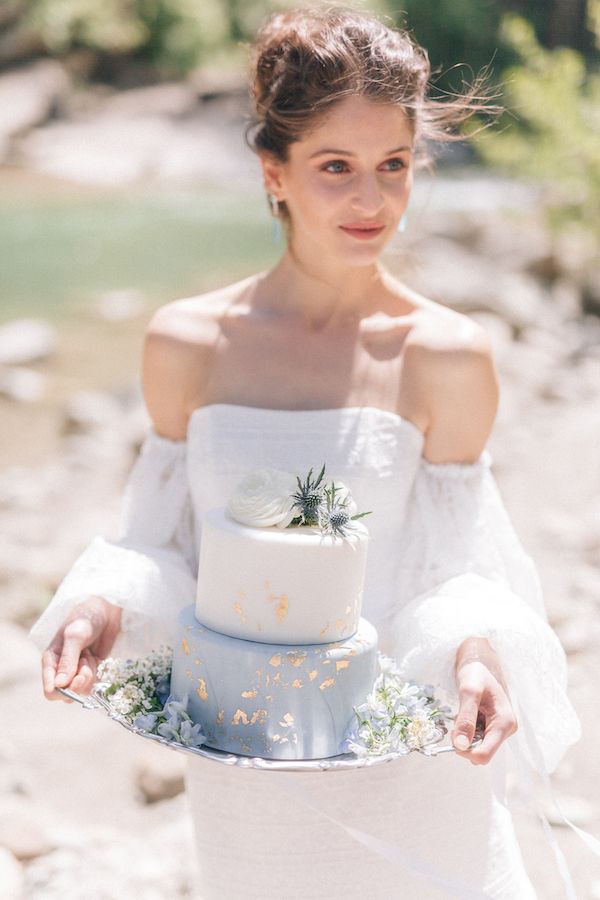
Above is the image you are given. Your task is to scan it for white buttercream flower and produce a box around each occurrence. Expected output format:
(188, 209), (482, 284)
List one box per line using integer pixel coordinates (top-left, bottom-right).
(227, 466), (299, 528)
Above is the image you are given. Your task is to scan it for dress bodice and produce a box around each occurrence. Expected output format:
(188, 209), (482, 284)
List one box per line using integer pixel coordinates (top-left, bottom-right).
(186, 403), (426, 628)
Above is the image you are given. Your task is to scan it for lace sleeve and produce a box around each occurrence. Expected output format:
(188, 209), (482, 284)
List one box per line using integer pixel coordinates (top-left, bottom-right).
(28, 430), (197, 657)
(386, 449), (581, 776)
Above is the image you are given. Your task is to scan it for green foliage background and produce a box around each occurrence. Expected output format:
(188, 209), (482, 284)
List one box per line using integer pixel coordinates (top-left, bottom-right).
(7, 0), (599, 247)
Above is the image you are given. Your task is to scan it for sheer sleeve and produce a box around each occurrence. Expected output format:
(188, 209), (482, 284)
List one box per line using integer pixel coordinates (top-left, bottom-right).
(386, 449), (582, 777)
(28, 430), (198, 657)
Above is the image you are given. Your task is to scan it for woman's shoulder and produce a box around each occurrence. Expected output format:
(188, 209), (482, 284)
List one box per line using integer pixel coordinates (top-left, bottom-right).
(142, 274), (262, 439)
(147, 272), (262, 342)
(388, 284), (499, 463)
(387, 284), (494, 368)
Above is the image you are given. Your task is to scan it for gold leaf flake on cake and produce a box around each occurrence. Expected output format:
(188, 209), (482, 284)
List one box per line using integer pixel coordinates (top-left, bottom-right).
(216, 709), (224, 725)
(236, 590), (247, 600)
(255, 668), (263, 676)
(273, 672), (281, 684)
(196, 679), (208, 701)
(268, 654), (282, 667)
(308, 670), (318, 681)
(272, 734), (281, 742)
(181, 637), (190, 656)
(287, 650), (307, 667)
(233, 602), (247, 623)
(291, 679), (303, 688)
(231, 708), (249, 726)
(250, 709), (268, 725)
(194, 658), (201, 665)
(265, 674), (270, 687)
(279, 712), (294, 727)
(319, 677), (335, 690)
(242, 743), (252, 753)
(321, 659), (332, 665)
(241, 689), (258, 698)
(336, 660), (350, 671)
(335, 618), (345, 631)
(320, 622), (330, 636)
(266, 590), (289, 623)
(266, 694), (273, 701)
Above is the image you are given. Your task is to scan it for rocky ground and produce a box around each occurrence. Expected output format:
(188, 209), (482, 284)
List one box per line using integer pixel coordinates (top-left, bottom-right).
(0, 57), (599, 899)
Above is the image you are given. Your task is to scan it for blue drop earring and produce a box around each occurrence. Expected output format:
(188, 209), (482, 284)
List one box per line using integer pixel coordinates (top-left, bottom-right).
(270, 194), (282, 243)
(398, 211), (408, 233)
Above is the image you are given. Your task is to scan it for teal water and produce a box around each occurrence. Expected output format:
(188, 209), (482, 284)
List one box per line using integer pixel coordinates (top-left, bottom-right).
(0, 182), (280, 322)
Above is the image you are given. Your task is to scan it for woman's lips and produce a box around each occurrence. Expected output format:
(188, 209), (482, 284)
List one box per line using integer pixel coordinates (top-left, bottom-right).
(339, 224), (386, 240)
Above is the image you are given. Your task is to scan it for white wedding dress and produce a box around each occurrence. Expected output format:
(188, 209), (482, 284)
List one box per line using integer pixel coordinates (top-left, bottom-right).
(30, 403), (588, 899)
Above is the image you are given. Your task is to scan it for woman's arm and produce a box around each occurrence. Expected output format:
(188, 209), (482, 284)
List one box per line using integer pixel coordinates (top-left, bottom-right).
(408, 320), (517, 763)
(35, 303), (203, 700)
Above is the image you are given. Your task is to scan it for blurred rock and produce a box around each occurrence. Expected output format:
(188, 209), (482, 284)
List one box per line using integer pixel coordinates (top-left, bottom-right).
(0, 59), (70, 139)
(61, 390), (123, 435)
(135, 747), (186, 804)
(0, 366), (47, 402)
(93, 289), (147, 322)
(0, 622), (41, 688)
(0, 319), (58, 366)
(0, 799), (53, 861)
(98, 83), (197, 119)
(554, 616), (599, 656)
(582, 267), (600, 317)
(410, 238), (548, 333)
(0, 847), (24, 899)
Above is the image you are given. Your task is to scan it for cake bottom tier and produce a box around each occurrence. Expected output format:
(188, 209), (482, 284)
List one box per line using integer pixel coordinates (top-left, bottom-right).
(171, 604), (378, 760)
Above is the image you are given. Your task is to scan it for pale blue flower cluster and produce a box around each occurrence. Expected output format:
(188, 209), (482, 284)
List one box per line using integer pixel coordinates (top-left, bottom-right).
(133, 694), (207, 749)
(342, 653), (452, 758)
(97, 648), (207, 749)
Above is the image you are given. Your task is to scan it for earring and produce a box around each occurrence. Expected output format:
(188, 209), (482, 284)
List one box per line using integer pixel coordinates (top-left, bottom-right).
(398, 212), (408, 233)
(269, 194), (282, 243)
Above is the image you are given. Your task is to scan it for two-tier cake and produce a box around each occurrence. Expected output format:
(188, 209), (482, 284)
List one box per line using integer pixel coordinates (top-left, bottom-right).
(170, 464), (378, 760)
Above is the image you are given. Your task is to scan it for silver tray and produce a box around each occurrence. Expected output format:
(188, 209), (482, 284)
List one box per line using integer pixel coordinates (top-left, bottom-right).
(58, 684), (485, 773)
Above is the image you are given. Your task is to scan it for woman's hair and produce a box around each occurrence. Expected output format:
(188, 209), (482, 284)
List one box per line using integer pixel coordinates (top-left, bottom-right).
(244, 5), (501, 225)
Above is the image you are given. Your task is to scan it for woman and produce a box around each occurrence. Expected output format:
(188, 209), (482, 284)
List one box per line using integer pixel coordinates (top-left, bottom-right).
(31, 7), (585, 898)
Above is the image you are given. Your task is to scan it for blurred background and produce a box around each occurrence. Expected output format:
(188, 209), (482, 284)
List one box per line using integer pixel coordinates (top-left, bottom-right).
(0, 1), (599, 897)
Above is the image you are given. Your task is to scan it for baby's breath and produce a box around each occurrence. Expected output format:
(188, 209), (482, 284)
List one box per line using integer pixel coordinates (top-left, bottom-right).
(96, 648), (207, 749)
(343, 653), (452, 757)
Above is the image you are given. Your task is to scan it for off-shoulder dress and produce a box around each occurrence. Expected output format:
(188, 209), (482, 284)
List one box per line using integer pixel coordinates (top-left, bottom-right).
(30, 404), (585, 899)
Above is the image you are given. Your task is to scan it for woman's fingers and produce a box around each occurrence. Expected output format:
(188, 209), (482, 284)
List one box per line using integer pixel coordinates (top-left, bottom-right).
(452, 687), (481, 752)
(54, 617), (94, 688)
(70, 649), (98, 695)
(41, 646), (63, 700)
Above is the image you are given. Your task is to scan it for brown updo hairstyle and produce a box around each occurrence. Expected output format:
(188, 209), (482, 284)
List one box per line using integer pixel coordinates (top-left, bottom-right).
(244, 5), (501, 232)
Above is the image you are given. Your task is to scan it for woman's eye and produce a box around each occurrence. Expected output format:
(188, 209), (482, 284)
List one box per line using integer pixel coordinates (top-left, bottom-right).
(384, 158), (406, 171)
(322, 160), (349, 174)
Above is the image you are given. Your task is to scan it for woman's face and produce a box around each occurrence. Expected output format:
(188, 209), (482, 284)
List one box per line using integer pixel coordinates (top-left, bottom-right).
(262, 95), (414, 263)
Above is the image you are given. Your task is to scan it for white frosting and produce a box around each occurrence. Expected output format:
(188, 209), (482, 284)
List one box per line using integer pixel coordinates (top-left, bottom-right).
(196, 507), (370, 644)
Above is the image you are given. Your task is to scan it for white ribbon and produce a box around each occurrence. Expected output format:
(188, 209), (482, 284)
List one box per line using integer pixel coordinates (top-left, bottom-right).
(271, 705), (600, 900)
(508, 693), (600, 900)
(271, 771), (494, 900)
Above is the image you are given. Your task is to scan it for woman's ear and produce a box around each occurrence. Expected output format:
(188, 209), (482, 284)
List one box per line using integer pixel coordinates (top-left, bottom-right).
(259, 152), (285, 201)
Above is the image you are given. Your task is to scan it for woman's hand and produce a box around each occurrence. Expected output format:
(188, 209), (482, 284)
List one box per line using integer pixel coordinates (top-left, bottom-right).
(41, 596), (122, 702)
(451, 636), (518, 765)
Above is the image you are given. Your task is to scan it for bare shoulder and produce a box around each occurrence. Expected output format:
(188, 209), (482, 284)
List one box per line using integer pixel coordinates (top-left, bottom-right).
(142, 274), (259, 440)
(403, 294), (499, 464)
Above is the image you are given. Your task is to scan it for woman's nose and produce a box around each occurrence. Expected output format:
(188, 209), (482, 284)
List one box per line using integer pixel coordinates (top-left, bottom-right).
(351, 174), (384, 215)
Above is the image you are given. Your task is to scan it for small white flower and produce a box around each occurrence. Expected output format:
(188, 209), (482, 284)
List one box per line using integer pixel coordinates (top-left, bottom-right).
(227, 467), (298, 528)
